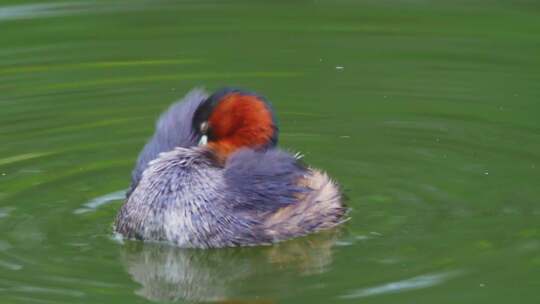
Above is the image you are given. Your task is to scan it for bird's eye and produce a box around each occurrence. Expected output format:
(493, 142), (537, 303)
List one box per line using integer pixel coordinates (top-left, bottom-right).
(200, 122), (208, 134)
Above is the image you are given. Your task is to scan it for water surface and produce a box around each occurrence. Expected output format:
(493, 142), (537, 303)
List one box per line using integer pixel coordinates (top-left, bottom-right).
(1, 0), (540, 303)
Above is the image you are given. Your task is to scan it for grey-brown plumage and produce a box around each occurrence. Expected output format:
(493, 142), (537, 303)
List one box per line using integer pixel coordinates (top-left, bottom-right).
(114, 88), (347, 248)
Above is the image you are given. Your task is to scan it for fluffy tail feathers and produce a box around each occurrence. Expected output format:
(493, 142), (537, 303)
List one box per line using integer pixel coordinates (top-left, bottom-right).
(263, 169), (348, 241)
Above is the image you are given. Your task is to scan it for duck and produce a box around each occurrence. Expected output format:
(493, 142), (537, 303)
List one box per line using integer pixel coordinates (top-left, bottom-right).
(114, 88), (347, 248)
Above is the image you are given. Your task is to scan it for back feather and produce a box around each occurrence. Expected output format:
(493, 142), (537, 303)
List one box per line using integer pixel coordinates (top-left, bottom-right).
(129, 89), (208, 196)
(224, 149), (308, 213)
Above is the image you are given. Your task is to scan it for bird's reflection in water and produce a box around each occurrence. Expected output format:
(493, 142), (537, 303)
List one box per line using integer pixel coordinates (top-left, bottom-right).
(120, 230), (342, 303)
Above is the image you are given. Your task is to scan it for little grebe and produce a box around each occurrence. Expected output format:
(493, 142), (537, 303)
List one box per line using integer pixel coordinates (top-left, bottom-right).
(115, 88), (347, 248)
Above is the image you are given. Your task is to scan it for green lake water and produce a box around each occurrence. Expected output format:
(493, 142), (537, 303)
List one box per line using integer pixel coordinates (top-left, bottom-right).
(1, 0), (540, 303)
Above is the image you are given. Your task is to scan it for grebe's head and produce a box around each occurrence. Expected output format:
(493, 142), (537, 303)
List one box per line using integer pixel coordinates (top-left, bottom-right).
(192, 88), (278, 160)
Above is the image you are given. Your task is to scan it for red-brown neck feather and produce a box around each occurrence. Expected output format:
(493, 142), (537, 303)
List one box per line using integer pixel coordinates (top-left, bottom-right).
(208, 93), (274, 160)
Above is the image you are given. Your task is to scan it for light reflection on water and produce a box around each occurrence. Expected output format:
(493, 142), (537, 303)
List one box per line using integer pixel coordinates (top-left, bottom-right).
(73, 189), (126, 214)
(341, 271), (462, 299)
(0, 3), (81, 22)
(0, 1), (165, 23)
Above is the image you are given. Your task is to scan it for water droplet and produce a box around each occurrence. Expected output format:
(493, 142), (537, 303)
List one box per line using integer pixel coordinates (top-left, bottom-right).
(336, 66), (344, 70)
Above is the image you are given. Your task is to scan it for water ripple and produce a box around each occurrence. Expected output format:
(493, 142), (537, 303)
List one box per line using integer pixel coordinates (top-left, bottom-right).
(0, 207), (14, 219)
(0, 3), (86, 22)
(10, 285), (85, 297)
(0, 152), (52, 166)
(0, 259), (23, 271)
(340, 270), (462, 299)
(0, 1), (164, 23)
(73, 190), (126, 214)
